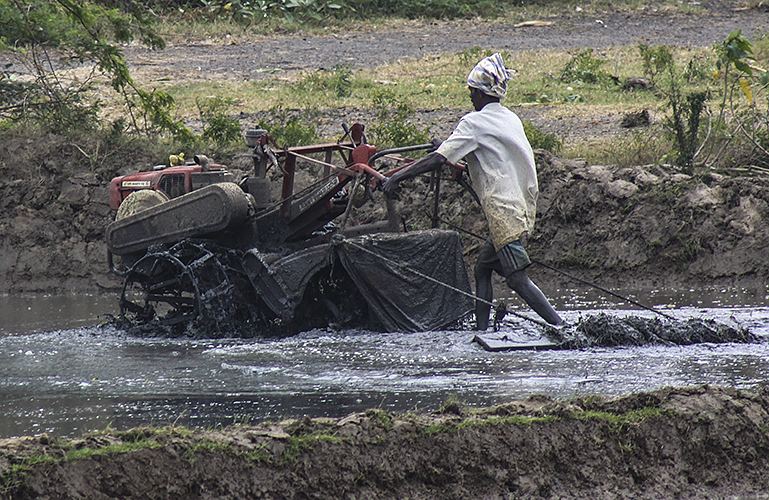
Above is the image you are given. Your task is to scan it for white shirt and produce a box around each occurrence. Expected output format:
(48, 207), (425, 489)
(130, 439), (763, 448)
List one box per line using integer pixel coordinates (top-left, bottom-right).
(436, 102), (538, 251)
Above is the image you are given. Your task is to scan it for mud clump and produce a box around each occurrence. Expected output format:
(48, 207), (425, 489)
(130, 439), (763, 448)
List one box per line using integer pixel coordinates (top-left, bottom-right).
(2, 385), (769, 499)
(551, 313), (758, 349)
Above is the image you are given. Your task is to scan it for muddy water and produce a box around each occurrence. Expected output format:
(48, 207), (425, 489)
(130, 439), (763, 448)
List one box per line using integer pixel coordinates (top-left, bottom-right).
(0, 287), (767, 439)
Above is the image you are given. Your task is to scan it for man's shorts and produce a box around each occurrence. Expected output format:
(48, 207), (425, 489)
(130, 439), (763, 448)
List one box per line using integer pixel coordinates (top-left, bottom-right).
(475, 238), (532, 278)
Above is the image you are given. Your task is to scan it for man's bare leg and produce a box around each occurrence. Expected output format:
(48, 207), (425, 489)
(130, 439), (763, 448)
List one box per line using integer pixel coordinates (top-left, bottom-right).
(506, 269), (564, 325)
(474, 264), (494, 330)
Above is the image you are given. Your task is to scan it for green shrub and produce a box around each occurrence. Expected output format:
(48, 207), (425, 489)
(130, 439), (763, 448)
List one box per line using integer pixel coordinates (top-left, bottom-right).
(348, 0), (502, 20)
(257, 107), (320, 147)
(664, 88), (708, 172)
(197, 96), (243, 152)
(637, 43), (674, 83)
(522, 121), (562, 154)
(369, 93), (431, 149)
(559, 49), (611, 85)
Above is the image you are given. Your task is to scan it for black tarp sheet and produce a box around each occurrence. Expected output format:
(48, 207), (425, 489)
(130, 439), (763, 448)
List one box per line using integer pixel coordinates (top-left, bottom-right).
(336, 230), (473, 332)
(245, 229), (474, 333)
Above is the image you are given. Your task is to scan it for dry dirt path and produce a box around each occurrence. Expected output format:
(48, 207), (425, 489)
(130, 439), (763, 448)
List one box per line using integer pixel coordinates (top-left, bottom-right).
(123, 7), (769, 150)
(124, 9), (769, 82)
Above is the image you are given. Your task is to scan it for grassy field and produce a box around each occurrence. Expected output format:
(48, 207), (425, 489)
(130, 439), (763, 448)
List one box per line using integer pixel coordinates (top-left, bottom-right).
(151, 40), (764, 166)
(132, 0), (769, 167)
(3, 0), (768, 170)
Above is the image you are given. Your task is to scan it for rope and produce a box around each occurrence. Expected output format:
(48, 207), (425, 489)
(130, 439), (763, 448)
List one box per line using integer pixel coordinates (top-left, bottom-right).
(337, 174), (363, 235)
(431, 215), (677, 321)
(531, 260), (677, 321)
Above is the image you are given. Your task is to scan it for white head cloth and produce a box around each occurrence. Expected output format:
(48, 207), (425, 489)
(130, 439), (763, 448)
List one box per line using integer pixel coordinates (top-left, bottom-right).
(467, 53), (511, 99)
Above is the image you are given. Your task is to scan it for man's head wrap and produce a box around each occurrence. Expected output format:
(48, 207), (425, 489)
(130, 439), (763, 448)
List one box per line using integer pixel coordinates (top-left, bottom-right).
(467, 53), (511, 99)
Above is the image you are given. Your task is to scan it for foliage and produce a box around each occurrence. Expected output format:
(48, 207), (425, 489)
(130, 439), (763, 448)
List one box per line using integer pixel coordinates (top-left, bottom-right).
(349, 0), (502, 20)
(649, 41), (705, 172)
(639, 30), (769, 173)
(522, 121), (562, 154)
(197, 96), (243, 152)
(198, 0), (262, 25)
(192, 0), (348, 26)
(328, 64), (354, 98)
(138, 0), (511, 29)
(652, 30), (769, 172)
(559, 49), (611, 85)
(637, 43), (674, 83)
(256, 107), (320, 147)
(709, 30), (769, 167)
(369, 90), (431, 150)
(282, 0), (345, 23)
(664, 85), (708, 172)
(128, 88), (196, 145)
(0, 0), (196, 143)
(295, 64), (354, 98)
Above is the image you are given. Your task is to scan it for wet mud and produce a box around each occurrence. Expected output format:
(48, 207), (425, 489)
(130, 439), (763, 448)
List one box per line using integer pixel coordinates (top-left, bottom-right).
(3, 385), (769, 500)
(554, 313), (759, 349)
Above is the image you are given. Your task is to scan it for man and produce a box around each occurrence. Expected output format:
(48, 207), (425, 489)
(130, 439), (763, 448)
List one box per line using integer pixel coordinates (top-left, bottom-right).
(382, 53), (564, 329)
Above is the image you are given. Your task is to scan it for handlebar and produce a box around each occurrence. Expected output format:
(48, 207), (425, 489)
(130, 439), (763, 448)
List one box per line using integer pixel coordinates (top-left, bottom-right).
(368, 142), (437, 170)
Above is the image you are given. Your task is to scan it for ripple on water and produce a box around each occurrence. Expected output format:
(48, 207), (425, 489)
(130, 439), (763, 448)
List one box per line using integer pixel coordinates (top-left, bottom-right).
(0, 303), (768, 437)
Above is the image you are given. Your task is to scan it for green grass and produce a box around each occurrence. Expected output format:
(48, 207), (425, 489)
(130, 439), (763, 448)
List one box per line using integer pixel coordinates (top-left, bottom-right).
(71, 1), (769, 168)
(283, 433), (341, 462)
(64, 441), (163, 461)
(422, 405), (668, 436)
(153, 44), (713, 126)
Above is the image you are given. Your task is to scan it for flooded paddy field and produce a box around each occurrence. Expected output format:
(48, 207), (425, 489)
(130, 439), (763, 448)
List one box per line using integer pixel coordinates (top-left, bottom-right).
(0, 286), (767, 439)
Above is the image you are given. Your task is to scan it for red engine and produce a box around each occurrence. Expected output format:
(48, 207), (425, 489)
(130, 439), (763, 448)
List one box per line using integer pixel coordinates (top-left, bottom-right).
(109, 160), (231, 212)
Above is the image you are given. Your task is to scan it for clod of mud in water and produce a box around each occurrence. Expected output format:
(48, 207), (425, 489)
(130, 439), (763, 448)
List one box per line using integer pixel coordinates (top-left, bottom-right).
(549, 313), (758, 349)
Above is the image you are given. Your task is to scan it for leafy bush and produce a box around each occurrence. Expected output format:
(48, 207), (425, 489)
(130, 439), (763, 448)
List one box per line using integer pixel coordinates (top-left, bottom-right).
(257, 107), (320, 147)
(559, 49), (611, 85)
(161, 0), (502, 24)
(186, 0), (350, 25)
(637, 43), (673, 83)
(130, 88), (197, 146)
(0, 0), (189, 141)
(369, 92), (431, 149)
(198, 0), (261, 25)
(197, 96), (243, 152)
(522, 121), (562, 154)
(283, 0), (345, 23)
(350, 0), (502, 19)
(652, 30), (769, 172)
(664, 88), (708, 172)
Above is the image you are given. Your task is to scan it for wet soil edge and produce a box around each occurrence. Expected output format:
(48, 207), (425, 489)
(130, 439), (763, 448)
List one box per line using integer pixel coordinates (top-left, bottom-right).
(2, 138), (769, 296)
(2, 385), (768, 500)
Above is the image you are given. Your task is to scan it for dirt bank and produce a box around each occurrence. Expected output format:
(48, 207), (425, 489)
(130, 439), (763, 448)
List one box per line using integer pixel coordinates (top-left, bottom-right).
(2, 133), (769, 295)
(2, 385), (769, 499)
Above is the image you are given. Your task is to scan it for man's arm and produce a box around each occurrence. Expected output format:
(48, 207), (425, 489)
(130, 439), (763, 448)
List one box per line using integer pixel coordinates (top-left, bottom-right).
(382, 152), (447, 199)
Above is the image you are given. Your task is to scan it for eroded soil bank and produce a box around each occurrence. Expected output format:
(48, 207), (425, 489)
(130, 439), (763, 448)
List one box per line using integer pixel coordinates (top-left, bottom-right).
(2, 136), (769, 295)
(2, 385), (768, 499)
